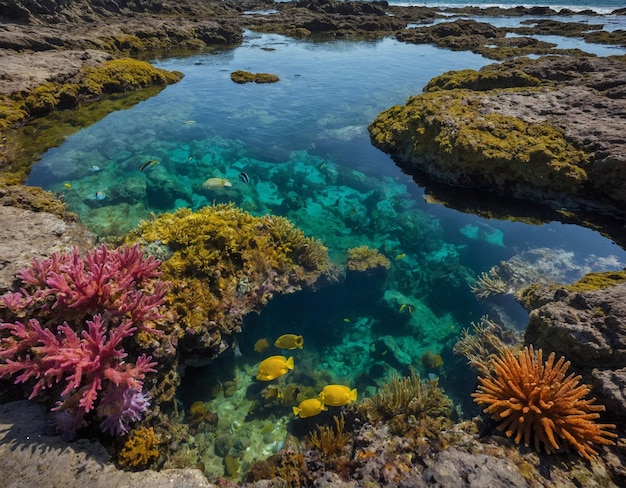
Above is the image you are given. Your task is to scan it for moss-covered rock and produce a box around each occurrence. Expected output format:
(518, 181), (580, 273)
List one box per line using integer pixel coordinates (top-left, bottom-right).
(230, 70), (280, 84)
(369, 89), (589, 195)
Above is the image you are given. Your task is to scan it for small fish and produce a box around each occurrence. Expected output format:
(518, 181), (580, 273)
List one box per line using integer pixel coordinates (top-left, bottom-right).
(319, 385), (357, 407)
(94, 191), (106, 201)
(343, 318), (350, 323)
(274, 334), (303, 350)
(395, 253), (406, 260)
(399, 303), (407, 313)
(256, 355), (294, 381)
(292, 398), (327, 419)
(183, 120), (196, 125)
(63, 183), (72, 189)
(238, 171), (250, 184)
(254, 338), (271, 353)
(319, 162), (326, 170)
(203, 177), (232, 189)
(407, 304), (415, 314)
(140, 160), (159, 172)
(187, 156), (194, 163)
(89, 165), (101, 172)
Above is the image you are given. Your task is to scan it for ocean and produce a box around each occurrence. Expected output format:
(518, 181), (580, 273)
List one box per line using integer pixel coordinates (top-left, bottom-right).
(382, 0), (623, 14)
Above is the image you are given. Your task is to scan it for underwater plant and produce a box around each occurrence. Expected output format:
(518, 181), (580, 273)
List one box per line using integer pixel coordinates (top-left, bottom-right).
(310, 412), (351, 458)
(472, 345), (617, 460)
(359, 368), (453, 423)
(453, 315), (520, 376)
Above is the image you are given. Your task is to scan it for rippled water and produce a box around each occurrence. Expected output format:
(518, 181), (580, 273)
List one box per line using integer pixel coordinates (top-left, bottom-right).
(26, 25), (626, 455)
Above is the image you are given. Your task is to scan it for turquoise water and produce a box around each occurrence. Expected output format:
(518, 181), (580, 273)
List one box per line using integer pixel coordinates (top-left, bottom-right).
(26, 29), (626, 420)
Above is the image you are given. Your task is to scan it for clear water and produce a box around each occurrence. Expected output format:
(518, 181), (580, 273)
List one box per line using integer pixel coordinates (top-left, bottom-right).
(26, 28), (626, 439)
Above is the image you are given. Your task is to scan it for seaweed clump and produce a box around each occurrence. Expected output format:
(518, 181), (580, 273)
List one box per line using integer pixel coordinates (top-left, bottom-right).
(358, 368), (453, 438)
(454, 315), (521, 376)
(117, 426), (161, 469)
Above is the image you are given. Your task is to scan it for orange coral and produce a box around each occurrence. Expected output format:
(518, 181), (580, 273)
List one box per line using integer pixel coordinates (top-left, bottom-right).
(117, 426), (160, 468)
(472, 345), (616, 461)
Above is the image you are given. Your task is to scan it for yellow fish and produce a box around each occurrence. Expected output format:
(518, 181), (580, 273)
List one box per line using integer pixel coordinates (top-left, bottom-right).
(319, 385), (357, 407)
(63, 183), (72, 189)
(399, 304), (415, 314)
(254, 338), (271, 353)
(274, 334), (304, 350)
(292, 398), (327, 419)
(256, 355), (294, 381)
(343, 318), (350, 323)
(395, 253), (406, 260)
(203, 177), (232, 189)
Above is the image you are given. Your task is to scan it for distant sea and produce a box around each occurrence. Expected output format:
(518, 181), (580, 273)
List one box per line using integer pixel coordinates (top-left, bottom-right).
(382, 0), (624, 14)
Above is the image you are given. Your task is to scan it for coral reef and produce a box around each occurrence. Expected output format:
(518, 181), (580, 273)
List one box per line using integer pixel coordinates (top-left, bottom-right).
(125, 204), (333, 357)
(472, 345), (617, 460)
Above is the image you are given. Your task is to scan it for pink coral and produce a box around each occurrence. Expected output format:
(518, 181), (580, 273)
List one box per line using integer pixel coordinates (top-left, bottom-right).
(2, 244), (168, 330)
(0, 244), (168, 437)
(0, 314), (156, 408)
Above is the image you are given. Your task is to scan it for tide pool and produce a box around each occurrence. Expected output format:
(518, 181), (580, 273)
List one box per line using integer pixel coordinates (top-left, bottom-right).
(25, 30), (626, 474)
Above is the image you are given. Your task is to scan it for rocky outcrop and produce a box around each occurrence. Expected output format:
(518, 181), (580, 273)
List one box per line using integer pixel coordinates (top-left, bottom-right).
(522, 275), (626, 423)
(369, 55), (626, 218)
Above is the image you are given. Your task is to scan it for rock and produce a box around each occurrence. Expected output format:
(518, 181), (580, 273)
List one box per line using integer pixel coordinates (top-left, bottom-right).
(522, 278), (626, 422)
(523, 282), (626, 371)
(422, 447), (531, 487)
(369, 55), (626, 218)
(0, 205), (94, 292)
(0, 400), (218, 488)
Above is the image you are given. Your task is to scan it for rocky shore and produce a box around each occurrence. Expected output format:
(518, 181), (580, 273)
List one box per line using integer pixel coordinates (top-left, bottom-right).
(1, 1), (626, 487)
